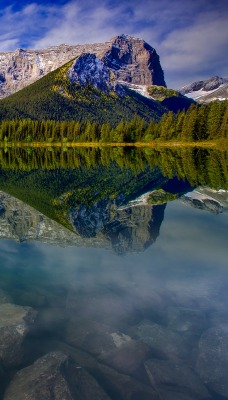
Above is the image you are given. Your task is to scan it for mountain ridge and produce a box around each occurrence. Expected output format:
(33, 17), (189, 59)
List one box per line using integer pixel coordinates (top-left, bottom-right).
(180, 76), (228, 103)
(0, 54), (167, 123)
(0, 34), (166, 99)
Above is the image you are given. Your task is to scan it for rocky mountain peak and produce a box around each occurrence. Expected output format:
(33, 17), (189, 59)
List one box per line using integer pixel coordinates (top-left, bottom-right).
(0, 34), (166, 98)
(68, 53), (125, 95)
(180, 76), (228, 103)
(103, 34), (166, 87)
(69, 53), (112, 92)
(0, 190), (164, 255)
(180, 76), (228, 94)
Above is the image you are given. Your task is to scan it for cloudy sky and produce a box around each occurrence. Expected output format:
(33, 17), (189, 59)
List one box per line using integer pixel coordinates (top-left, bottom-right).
(0, 0), (227, 88)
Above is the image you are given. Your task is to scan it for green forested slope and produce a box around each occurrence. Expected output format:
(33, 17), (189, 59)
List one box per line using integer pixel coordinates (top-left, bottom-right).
(0, 61), (166, 124)
(148, 85), (195, 112)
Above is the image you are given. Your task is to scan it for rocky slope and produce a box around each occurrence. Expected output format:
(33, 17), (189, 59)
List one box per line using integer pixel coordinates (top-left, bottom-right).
(180, 76), (228, 103)
(0, 49), (166, 122)
(0, 190), (165, 254)
(181, 187), (228, 214)
(0, 34), (166, 99)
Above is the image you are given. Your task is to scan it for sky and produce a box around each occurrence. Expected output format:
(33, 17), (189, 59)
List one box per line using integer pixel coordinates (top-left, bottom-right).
(0, 0), (227, 88)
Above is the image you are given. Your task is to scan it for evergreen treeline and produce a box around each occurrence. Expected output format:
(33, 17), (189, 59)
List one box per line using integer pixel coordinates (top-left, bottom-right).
(0, 100), (227, 142)
(0, 146), (227, 190)
(0, 146), (226, 228)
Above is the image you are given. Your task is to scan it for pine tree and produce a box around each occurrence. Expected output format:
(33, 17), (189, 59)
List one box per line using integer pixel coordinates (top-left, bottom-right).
(207, 101), (223, 140)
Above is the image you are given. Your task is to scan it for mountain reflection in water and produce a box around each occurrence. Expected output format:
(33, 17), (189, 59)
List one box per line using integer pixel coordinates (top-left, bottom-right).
(0, 146), (227, 400)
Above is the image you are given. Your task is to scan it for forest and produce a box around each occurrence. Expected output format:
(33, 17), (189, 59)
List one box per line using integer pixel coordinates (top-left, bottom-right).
(0, 100), (227, 143)
(0, 146), (227, 190)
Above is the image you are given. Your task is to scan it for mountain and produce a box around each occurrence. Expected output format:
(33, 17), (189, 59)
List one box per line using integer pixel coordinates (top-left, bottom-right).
(0, 155), (171, 254)
(0, 190), (165, 254)
(0, 52), (166, 123)
(180, 76), (228, 103)
(181, 187), (228, 214)
(147, 85), (195, 112)
(0, 34), (166, 99)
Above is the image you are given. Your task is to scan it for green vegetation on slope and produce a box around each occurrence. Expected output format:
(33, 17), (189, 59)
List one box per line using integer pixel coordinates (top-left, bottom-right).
(0, 61), (166, 124)
(0, 160), (165, 228)
(148, 86), (179, 100)
(0, 100), (227, 143)
(148, 85), (195, 113)
(0, 146), (226, 229)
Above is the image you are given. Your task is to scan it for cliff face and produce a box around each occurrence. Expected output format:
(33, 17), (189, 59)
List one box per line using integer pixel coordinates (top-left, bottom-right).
(0, 34), (166, 99)
(69, 198), (165, 254)
(102, 35), (166, 87)
(0, 191), (165, 254)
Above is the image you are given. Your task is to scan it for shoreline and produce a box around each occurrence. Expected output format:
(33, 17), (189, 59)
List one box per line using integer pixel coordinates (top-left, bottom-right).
(0, 140), (227, 149)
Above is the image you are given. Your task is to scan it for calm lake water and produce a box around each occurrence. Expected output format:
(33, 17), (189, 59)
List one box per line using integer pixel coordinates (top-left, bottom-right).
(0, 146), (227, 400)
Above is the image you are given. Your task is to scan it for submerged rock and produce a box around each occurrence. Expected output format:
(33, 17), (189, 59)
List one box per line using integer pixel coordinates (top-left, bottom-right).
(98, 340), (152, 378)
(3, 351), (111, 400)
(65, 320), (132, 356)
(129, 320), (189, 362)
(196, 324), (228, 398)
(0, 303), (36, 368)
(37, 340), (160, 400)
(144, 359), (212, 400)
(65, 319), (151, 379)
(0, 290), (12, 305)
(166, 307), (207, 336)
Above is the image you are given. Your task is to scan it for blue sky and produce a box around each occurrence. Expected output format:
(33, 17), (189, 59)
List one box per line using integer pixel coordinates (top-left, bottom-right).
(0, 0), (227, 88)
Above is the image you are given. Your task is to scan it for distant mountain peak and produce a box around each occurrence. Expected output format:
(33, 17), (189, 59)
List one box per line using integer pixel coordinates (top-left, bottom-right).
(180, 76), (228, 103)
(181, 76), (228, 93)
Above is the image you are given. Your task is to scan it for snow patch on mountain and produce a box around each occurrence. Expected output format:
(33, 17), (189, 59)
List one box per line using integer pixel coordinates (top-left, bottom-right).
(118, 81), (152, 99)
(184, 86), (225, 100)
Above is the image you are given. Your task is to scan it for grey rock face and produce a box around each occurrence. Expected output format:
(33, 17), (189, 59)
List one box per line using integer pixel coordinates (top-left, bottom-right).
(102, 34), (166, 86)
(0, 34), (166, 98)
(181, 187), (228, 214)
(0, 303), (36, 368)
(180, 76), (228, 94)
(69, 53), (113, 93)
(70, 199), (165, 254)
(199, 83), (228, 102)
(196, 325), (228, 398)
(0, 191), (87, 246)
(180, 76), (228, 102)
(3, 351), (111, 400)
(0, 190), (164, 254)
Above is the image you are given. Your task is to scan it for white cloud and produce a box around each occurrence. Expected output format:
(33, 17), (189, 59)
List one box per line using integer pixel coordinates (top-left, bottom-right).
(158, 10), (228, 87)
(31, 1), (125, 48)
(0, 0), (227, 87)
(0, 3), (61, 51)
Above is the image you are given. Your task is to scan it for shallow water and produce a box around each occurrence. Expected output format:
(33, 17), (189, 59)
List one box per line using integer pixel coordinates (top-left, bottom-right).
(0, 147), (228, 400)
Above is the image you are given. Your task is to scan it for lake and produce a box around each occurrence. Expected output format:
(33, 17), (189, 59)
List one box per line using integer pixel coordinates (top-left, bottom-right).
(0, 146), (227, 400)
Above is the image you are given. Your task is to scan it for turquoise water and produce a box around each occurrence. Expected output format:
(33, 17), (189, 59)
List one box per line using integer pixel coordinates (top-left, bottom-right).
(0, 147), (228, 399)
